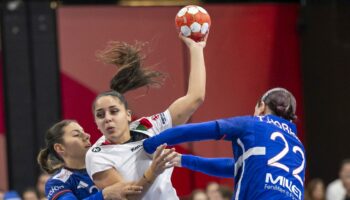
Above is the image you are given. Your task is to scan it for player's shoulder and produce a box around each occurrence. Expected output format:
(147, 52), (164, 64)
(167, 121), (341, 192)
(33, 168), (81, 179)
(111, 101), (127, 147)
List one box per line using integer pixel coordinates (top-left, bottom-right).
(50, 168), (73, 183)
(130, 110), (172, 132)
(46, 168), (73, 200)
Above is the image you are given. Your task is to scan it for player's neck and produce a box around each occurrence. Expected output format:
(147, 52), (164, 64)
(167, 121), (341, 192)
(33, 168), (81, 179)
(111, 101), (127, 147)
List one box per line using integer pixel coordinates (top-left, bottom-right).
(64, 158), (86, 170)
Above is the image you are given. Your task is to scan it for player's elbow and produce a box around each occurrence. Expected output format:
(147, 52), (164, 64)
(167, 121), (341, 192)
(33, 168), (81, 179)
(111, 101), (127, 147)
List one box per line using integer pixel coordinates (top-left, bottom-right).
(191, 96), (205, 109)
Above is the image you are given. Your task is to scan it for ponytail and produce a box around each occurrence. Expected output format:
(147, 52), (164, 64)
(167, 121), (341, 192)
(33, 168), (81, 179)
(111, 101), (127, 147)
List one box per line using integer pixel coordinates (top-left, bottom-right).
(96, 41), (165, 94)
(37, 120), (75, 174)
(37, 148), (63, 174)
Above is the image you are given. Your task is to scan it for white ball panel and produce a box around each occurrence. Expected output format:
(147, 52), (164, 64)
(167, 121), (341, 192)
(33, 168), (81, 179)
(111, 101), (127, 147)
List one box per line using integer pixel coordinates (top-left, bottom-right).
(177, 7), (188, 17)
(201, 23), (209, 34)
(190, 22), (201, 33)
(188, 6), (199, 15)
(181, 26), (191, 37)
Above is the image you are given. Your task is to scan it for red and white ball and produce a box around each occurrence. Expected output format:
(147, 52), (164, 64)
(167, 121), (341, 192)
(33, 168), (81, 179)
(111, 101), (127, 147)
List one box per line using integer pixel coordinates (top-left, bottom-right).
(175, 5), (211, 42)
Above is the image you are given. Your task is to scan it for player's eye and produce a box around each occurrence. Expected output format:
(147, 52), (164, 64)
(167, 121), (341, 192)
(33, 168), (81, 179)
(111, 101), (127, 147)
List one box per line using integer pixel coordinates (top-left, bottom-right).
(96, 112), (105, 119)
(110, 108), (119, 115)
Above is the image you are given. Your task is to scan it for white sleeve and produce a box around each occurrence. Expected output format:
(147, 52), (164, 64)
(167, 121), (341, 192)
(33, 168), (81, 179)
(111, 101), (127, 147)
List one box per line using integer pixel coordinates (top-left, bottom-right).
(146, 110), (172, 134)
(85, 148), (114, 179)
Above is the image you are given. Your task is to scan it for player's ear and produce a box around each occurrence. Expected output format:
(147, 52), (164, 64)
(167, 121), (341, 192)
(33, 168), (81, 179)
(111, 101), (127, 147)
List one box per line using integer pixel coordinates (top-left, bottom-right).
(54, 143), (65, 156)
(254, 101), (266, 116)
(127, 110), (132, 122)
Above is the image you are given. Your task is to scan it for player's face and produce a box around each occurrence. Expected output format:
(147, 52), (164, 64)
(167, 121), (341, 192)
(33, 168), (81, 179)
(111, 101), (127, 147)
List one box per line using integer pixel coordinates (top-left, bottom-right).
(94, 95), (131, 144)
(61, 122), (91, 160)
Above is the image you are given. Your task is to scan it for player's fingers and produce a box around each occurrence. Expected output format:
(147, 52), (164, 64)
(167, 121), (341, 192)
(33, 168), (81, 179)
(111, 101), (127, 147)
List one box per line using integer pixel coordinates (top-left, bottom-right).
(159, 147), (175, 161)
(158, 148), (176, 166)
(154, 144), (166, 159)
(124, 186), (143, 194)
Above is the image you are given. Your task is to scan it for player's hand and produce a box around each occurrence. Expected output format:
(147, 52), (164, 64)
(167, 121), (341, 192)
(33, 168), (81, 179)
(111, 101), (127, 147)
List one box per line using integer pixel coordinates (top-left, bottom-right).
(144, 144), (177, 182)
(102, 182), (142, 200)
(168, 152), (182, 167)
(179, 32), (209, 49)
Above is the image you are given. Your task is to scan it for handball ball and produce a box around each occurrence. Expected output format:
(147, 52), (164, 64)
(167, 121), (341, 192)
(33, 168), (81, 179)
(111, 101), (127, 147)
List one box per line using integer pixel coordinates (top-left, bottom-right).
(175, 5), (211, 42)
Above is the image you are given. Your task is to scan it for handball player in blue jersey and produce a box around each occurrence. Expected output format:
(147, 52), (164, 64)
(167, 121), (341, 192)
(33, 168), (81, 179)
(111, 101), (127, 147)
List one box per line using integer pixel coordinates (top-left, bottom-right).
(143, 88), (306, 200)
(37, 120), (164, 200)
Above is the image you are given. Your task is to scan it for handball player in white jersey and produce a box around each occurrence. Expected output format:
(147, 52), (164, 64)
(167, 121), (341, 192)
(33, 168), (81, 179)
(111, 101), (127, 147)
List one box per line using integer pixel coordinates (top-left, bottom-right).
(86, 34), (208, 200)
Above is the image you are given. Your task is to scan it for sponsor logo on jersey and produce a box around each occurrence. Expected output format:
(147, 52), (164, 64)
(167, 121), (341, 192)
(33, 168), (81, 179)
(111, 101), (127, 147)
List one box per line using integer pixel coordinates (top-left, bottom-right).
(77, 181), (89, 189)
(265, 173), (302, 200)
(47, 185), (65, 198)
(131, 144), (143, 152)
(160, 113), (167, 124)
(92, 147), (101, 152)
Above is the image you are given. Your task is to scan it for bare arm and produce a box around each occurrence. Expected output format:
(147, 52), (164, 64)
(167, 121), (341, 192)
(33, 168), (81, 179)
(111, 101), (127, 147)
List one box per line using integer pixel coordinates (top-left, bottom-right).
(92, 145), (176, 200)
(168, 34), (208, 126)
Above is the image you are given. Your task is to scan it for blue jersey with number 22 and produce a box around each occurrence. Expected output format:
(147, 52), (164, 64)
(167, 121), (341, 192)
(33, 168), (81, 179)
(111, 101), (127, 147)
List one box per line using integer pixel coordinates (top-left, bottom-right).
(143, 114), (306, 200)
(218, 115), (305, 200)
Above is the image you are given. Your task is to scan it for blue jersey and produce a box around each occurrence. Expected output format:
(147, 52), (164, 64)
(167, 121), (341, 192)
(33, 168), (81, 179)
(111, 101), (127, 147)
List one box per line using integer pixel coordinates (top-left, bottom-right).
(143, 114), (305, 200)
(218, 115), (305, 200)
(45, 168), (102, 200)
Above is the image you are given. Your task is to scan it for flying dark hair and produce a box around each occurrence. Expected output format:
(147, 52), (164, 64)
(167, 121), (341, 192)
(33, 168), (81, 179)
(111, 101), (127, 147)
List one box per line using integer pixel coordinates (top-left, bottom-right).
(93, 41), (166, 110)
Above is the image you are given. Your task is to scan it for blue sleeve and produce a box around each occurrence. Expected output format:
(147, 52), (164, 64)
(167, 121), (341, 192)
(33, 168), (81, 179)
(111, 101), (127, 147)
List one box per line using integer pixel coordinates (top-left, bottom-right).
(143, 116), (250, 154)
(182, 154), (235, 178)
(55, 191), (103, 200)
(143, 121), (221, 154)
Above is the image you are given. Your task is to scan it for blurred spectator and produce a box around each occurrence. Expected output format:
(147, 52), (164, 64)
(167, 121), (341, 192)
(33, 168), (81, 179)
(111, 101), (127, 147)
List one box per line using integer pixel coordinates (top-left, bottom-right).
(36, 173), (50, 200)
(3, 191), (21, 200)
(217, 185), (233, 200)
(326, 179), (345, 200)
(190, 189), (208, 200)
(305, 178), (325, 200)
(340, 159), (350, 200)
(206, 182), (220, 200)
(0, 189), (5, 200)
(22, 188), (39, 200)
(326, 159), (350, 200)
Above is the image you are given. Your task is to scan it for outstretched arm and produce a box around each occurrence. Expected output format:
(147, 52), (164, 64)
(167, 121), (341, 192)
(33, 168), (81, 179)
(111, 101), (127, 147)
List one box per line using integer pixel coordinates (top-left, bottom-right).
(168, 34), (208, 126)
(178, 154), (235, 178)
(144, 121), (221, 154)
(144, 116), (249, 154)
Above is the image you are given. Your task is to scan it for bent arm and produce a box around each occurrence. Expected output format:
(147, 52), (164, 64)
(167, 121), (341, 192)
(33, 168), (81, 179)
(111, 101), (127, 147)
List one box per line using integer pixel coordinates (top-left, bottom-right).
(91, 145), (175, 200)
(168, 36), (207, 126)
(181, 155), (235, 178)
(92, 168), (150, 200)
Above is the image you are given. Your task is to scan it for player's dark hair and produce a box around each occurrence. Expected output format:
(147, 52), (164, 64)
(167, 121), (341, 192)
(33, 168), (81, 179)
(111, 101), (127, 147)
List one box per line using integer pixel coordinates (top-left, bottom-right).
(37, 120), (76, 174)
(259, 88), (297, 121)
(93, 41), (165, 111)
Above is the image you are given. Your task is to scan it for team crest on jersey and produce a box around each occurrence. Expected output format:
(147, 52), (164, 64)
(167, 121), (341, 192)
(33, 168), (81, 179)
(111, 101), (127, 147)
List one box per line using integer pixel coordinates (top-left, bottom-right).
(136, 118), (153, 131)
(92, 147), (101, 152)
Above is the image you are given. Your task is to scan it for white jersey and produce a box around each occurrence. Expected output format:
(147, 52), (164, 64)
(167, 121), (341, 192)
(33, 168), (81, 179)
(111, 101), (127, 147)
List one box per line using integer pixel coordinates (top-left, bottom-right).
(86, 110), (179, 200)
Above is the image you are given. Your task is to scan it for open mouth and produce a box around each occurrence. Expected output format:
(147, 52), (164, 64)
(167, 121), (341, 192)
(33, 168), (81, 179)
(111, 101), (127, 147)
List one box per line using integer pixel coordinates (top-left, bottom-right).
(106, 127), (115, 133)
